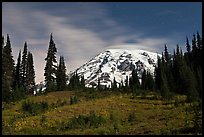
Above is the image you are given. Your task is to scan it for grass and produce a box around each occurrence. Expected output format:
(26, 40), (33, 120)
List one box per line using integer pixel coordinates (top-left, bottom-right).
(2, 90), (201, 135)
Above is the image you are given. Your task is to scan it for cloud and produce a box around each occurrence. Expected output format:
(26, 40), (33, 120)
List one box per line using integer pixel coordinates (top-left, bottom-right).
(2, 2), (179, 83)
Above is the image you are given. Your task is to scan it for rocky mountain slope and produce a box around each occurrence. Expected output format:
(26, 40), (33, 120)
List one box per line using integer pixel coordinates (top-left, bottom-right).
(71, 48), (161, 88)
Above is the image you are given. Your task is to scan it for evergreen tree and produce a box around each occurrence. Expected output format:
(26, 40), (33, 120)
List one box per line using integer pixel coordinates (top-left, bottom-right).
(164, 44), (170, 64)
(68, 71), (80, 90)
(21, 42), (28, 90)
(97, 77), (101, 91)
(13, 50), (22, 89)
(44, 33), (57, 92)
(196, 32), (202, 50)
(146, 71), (155, 91)
(27, 52), (36, 94)
(130, 68), (140, 90)
(112, 77), (117, 91)
(80, 75), (85, 89)
(155, 57), (162, 91)
(160, 71), (170, 100)
(56, 56), (67, 91)
(2, 34), (15, 102)
(125, 76), (129, 90)
(186, 36), (191, 53)
(192, 34), (197, 58)
(141, 69), (147, 89)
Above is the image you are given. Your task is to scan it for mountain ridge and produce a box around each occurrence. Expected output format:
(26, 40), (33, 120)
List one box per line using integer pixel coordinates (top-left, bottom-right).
(70, 48), (161, 88)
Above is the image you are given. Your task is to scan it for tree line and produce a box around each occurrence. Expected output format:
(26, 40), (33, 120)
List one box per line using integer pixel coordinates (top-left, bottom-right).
(2, 35), (35, 102)
(107, 32), (202, 102)
(2, 32), (202, 103)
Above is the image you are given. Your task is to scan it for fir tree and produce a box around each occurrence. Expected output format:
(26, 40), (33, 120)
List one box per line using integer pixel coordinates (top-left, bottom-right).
(155, 57), (162, 91)
(164, 44), (170, 64)
(69, 72), (80, 90)
(196, 32), (202, 50)
(146, 71), (155, 91)
(21, 42), (28, 90)
(13, 50), (22, 89)
(44, 33), (57, 92)
(27, 52), (36, 94)
(130, 68), (140, 90)
(160, 72), (170, 100)
(56, 56), (67, 91)
(112, 77), (117, 91)
(80, 75), (85, 89)
(141, 69), (147, 89)
(2, 34), (15, 102)
(186, 36), (191, 53)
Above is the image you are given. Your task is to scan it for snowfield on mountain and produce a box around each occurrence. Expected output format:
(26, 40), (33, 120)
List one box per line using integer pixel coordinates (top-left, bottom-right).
(71, 48), (161, 88)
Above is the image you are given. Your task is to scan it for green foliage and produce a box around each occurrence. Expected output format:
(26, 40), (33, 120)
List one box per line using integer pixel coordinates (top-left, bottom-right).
(2, 34), (15, 102)
(21, 99), (49, 115)
(56, 56), (67, 91)
(27, 52), (36, 94)
(128, 111), (136, 123)
(60, 111), (106, 130)
(21, 42), (28, 91)
(68, 72), (85, 90)
(70, 96), (79, 105)
(44, 33), (57, 92)
(181, 100), (202, 135)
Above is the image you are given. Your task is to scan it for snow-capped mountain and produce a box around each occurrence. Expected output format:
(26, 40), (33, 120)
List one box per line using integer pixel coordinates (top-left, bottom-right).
(71, 48), (161, 88)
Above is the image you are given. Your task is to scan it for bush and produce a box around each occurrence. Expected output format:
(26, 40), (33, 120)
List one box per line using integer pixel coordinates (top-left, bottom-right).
(60, 111), (106, 130)
(128, 112), (136, 123)
(70, 96), (79, 105)
(21, 99), (49, 115)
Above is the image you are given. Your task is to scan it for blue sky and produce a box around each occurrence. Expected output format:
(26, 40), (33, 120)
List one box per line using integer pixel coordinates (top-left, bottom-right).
(2, 2), (202, 83)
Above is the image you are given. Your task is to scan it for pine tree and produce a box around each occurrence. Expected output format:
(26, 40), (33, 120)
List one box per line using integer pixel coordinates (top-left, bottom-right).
(112, 77), (117, 90)
(68, 72), (80, 90)
(164, 44), (170, 63)
(13, 50), (22, 88)
(97, 77), (101, 91)
(27, 52), (36, 94)
(21, 42), (28, 90)
(186, 36), (191, 53)
(44, 33), (57, 92)
(160, 72), (170, 100)
(146, 71), (154, 91)
(2, 34), (15, 102)
(196, 32), (202, 50)
(80, 75), (85, 89)
(130, 68), (140, 91)
(155, 57), (162, 91)
(141, 69), (147, 89)
(56, 56), (67, 91)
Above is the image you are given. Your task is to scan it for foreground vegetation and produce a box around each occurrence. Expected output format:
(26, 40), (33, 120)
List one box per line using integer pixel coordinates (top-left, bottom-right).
(2, 90), (202, 135)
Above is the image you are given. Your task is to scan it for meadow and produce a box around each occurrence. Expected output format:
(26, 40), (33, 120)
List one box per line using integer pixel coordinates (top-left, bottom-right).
(2, 90), (202, 135)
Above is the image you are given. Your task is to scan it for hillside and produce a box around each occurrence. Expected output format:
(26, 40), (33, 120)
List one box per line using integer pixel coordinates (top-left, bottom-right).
(2, 90), (200, 135)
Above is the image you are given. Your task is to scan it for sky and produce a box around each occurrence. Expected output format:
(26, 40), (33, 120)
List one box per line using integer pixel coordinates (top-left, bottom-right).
(2, 2), (202, 84)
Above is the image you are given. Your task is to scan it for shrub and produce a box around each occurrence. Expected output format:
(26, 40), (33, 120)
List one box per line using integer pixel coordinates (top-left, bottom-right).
(60, 111), (106, 130)
(21, 99), (49, 115)
(128, 112), (136, 123)
(70, 96), (79, 105)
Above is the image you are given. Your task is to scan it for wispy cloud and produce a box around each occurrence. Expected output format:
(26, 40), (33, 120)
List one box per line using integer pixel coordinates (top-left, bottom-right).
(2, 2), (181, 83)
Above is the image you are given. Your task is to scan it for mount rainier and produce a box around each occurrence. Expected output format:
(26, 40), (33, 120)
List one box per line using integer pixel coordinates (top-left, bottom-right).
(70, 48), (161, 88)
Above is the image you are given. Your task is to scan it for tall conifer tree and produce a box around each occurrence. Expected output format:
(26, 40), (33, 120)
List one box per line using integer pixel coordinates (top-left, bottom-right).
(21, 42), (28, 90)
(44, 33), (57, 92)
(2, 34), (15, 102)
(56, 56), (67, 91)
(27, 52), (36, 94)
